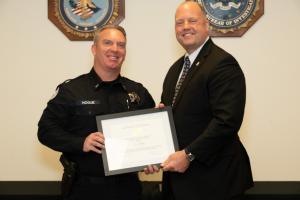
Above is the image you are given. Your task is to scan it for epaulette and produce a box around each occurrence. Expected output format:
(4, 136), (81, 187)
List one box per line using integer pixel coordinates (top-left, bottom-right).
(50, 79), (72, 100)
(56, 79), (71, 88)
(63, 79), (72, 84)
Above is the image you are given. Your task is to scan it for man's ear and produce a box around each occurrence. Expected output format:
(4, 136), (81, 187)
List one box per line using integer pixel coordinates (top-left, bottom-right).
(91, 44), (96, 56)
(204, 19), (209, 30)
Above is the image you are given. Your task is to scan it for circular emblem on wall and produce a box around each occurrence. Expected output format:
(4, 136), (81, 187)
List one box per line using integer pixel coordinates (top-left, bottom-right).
(196, 0), (264, 37)
(48, 0), (125, 41)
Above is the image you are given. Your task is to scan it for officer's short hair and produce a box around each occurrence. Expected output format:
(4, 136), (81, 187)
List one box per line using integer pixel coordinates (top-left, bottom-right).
(93, 25), (127, 44)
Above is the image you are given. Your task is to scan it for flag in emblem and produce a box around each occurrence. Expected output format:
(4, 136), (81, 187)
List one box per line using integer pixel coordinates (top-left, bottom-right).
(69, 0), (101, 19)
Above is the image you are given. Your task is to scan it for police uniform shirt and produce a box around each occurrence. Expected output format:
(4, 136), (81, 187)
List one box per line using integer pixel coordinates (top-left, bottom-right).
(38, 68), (155, 176)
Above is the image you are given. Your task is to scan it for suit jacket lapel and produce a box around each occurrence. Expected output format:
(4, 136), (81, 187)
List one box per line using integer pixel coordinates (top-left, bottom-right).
(164, 57), (184, 105)
(172, 39), (213, 109)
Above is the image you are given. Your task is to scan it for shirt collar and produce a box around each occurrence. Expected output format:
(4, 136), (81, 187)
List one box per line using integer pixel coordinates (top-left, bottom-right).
(185, 37), (209, 65)
(89, 68), (124, 90)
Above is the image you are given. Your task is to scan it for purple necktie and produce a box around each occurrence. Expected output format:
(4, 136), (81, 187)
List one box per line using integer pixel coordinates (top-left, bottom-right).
(172, 56), (191, 106)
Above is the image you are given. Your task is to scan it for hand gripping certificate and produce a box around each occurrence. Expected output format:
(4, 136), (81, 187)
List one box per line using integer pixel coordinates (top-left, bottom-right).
(96, 106), (178, 176)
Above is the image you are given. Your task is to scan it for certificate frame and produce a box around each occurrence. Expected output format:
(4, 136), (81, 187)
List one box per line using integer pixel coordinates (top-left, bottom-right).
(96, 106), (178, 176)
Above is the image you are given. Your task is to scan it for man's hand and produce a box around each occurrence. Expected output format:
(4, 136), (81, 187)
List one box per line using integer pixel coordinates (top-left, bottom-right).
(143, 165), (160, 175)
(83, 132), (105, 154)
(161, 150), (190, 173)
(156, 103), (165, 109)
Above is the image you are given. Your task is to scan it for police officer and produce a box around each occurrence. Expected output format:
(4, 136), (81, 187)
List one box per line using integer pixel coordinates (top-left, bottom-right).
(38, 25), (155, 200)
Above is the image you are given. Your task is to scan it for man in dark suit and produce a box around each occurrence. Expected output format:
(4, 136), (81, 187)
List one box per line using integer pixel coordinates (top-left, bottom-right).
(160, 1), (253, 200)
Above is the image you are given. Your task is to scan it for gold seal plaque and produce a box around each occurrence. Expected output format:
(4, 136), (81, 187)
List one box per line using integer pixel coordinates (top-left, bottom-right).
(194, 0), (264, 37)
(48, 0), (125, 41)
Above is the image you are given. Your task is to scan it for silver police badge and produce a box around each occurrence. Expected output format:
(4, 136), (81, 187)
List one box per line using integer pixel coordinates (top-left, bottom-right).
(195, 0), (264, 37)
(48, 0), (125, 40)
(128, 92), (141, 104)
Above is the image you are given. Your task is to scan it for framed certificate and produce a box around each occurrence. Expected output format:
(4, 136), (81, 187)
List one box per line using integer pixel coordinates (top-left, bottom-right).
(96, 106), (178, 176)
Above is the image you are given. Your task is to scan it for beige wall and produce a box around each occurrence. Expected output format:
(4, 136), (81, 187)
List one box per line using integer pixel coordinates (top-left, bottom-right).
(0, 0), (299, 181)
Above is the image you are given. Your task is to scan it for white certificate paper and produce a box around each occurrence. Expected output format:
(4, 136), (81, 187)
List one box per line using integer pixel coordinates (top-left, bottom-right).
(96, 107), (178, 176)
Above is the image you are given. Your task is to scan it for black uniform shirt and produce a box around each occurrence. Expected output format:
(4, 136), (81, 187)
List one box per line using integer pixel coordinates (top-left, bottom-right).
(38, 68), (155, 176)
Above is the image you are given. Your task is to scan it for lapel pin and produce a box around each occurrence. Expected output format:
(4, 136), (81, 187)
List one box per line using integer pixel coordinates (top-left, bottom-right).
(196, 61), (200, 66)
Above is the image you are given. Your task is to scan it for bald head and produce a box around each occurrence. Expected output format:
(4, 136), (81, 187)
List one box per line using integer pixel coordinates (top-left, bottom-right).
(175, 1), (209, 54)
(175, 1), (206, 19)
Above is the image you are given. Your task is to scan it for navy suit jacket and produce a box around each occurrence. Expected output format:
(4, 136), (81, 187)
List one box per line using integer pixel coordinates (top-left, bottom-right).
(161, 39), (253, 200)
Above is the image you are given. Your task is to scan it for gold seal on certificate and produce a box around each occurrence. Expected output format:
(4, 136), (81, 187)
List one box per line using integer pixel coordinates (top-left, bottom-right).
(96, 107), (178, 176)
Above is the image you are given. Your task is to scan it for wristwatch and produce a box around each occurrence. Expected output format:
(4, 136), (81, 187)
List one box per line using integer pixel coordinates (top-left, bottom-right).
(184, 148), (195, 162)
